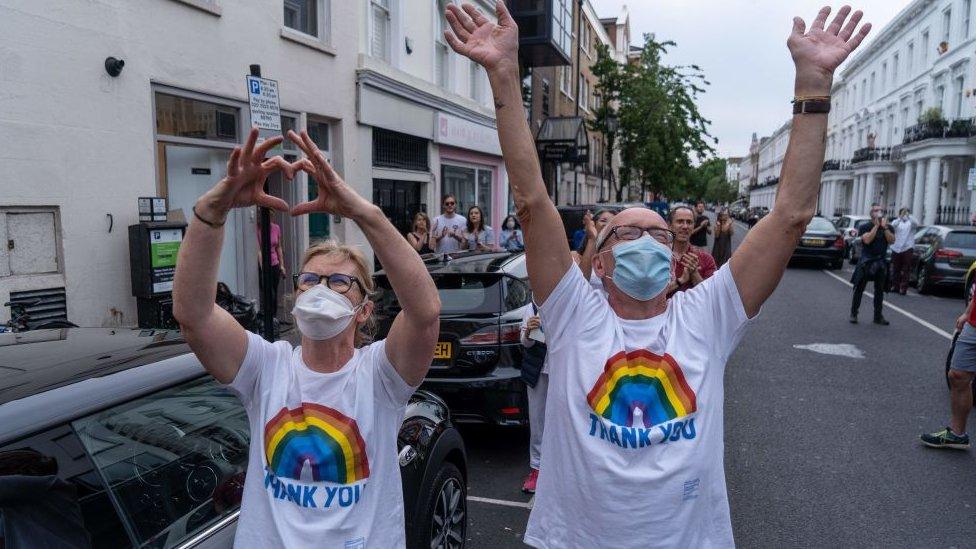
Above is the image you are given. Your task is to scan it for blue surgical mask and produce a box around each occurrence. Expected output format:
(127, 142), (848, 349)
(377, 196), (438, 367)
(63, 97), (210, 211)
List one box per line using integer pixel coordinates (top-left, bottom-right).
(606, 235), (673, 301)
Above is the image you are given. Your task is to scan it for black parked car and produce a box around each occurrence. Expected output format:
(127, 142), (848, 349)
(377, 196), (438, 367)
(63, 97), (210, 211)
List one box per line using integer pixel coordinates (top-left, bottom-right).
(910, 226), (976, 294)
(0, 328), (466, 549)
(374, 251), (531, 426)
(791, 216), (845, 269)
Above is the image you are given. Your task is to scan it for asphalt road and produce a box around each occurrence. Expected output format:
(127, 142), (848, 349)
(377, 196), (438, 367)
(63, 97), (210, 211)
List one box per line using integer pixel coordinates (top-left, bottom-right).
(460, 215), (976, 548)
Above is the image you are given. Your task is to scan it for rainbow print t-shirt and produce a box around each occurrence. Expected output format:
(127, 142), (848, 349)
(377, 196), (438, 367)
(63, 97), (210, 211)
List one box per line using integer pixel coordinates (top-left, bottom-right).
(226, 332), (416, 548)
(525, 263), (752, 549)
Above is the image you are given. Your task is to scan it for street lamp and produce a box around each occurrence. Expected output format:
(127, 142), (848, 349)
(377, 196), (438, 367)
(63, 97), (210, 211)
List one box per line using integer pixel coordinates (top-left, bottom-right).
(602, 114), (619, 203)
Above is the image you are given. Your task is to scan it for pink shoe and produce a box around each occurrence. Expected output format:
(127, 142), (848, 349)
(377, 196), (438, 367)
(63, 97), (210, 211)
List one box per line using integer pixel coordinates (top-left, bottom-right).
(521, 468), (539, 494)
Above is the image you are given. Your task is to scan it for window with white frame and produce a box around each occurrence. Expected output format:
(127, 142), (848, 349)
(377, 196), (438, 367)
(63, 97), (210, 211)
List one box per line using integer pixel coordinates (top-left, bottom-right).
(881, 62), (887, 90)
(964, 0), (972, 40)
(870, 72), (875, 99)
(284, 0), (329, 41)
(943, 9), (952, 44)
(434, 0), (451, 89)
(893, 53), (899, 84)
(579, 78), (589, 111)
(936, 84), (945, 114)
(922, 30), (929, 64)
(907, 41), (915, 74)
(560, 66), (573, 97)
(954, 75), (966, 118)
(370, 0), (392, 61)
(469, 62), (484, 104)
(581, 22), (591, 56)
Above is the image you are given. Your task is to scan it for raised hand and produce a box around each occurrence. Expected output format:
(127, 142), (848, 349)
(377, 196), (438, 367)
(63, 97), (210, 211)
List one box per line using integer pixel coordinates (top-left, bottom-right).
(286, 130), (372, 219)
(583, 210), (598, 241)
(443, 0), (519, 72)
(788, 6), (872, 95)
(208, 127), (301, 213)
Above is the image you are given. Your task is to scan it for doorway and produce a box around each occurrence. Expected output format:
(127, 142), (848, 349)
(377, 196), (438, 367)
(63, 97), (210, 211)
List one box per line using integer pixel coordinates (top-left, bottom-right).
(373, 179), (425, 235)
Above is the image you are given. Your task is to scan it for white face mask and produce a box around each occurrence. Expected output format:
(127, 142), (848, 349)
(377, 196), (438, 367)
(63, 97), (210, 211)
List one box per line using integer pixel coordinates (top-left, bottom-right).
(506, 220), (516, 229)
(291, 284), (364, 340)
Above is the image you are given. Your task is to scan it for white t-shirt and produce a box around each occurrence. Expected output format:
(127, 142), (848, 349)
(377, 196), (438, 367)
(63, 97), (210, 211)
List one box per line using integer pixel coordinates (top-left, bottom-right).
(226, 331), (417, 548)
(890, 216), (918, 254)
(432, 214), (468, 253)
(524, 263), (752, 549)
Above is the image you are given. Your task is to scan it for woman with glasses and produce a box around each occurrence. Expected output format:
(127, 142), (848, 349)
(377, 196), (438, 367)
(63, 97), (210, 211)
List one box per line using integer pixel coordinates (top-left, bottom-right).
(462, 205), (495, 251)
(406, 211), (435, 255)
(172, 127), (440, 548)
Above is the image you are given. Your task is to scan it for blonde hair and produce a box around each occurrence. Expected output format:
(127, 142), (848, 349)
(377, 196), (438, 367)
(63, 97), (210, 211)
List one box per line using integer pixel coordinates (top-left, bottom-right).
(300, 240), (376, 347)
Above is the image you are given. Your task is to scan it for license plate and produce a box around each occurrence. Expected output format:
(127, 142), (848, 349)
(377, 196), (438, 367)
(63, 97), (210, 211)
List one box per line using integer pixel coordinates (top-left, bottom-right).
(433, 342), (452, 360)
(802, 238), (826, 247)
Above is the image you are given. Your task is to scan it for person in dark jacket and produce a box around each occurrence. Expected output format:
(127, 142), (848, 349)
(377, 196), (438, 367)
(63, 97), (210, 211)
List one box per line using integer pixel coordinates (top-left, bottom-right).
(850, 204), (894, 324)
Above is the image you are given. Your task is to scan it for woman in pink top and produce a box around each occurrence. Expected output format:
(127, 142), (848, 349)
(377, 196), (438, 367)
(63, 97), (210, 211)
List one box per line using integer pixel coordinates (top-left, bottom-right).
(257, 208), (286, 319)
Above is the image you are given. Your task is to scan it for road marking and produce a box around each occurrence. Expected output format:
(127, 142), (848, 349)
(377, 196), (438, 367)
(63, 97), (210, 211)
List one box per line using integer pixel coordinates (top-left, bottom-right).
(793, 343), (865, 359)
(468, 495), (534, 510)
(821, 269), (953, 340)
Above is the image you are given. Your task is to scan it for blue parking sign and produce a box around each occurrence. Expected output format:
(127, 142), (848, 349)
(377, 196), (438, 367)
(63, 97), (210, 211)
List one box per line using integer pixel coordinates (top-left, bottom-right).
(249, 79), (261, 95)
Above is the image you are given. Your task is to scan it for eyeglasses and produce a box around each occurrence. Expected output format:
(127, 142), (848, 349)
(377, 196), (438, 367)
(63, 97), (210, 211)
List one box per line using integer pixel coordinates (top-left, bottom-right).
(597, 226), (676, 251)
(444, 201), (456, 206)
(295, 272), (365, 295)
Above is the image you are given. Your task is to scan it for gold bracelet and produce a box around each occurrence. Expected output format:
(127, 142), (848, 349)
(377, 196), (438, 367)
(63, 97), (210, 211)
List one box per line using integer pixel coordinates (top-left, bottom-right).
(792, 95), (831, 103)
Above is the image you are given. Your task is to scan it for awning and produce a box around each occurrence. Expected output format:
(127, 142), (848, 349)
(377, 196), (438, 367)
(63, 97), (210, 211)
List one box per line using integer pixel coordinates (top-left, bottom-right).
(536, 116), (589, 165)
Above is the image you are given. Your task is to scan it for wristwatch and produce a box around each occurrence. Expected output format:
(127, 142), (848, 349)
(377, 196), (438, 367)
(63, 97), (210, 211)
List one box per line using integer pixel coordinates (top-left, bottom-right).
(792, 98), (831, 115)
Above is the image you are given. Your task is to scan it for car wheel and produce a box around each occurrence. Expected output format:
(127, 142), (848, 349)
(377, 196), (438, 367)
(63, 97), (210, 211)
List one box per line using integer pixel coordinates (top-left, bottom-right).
(829, 259), (843, 270)
(412, 462), (466, 549)
(917, 266), (933, 295)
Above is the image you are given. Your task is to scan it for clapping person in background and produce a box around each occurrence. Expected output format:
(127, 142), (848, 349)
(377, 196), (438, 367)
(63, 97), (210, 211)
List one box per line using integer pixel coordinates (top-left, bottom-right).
(432, 194), (467, 253)
(500, 214), (525, 252)
(406, 211), (435, 255)
(463, 205), (495, 251)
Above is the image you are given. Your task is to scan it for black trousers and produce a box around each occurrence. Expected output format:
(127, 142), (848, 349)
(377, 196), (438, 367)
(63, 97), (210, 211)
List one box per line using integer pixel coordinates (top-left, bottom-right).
(851, 263), (886, 318)
(258, 267), (279, 319)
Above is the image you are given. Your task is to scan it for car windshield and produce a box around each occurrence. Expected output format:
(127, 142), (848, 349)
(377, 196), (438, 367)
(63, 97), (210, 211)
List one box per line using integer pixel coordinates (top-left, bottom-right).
(374, 274), (503, 315)
(945, 231), (976, 249)
(805, 218), (835, 233)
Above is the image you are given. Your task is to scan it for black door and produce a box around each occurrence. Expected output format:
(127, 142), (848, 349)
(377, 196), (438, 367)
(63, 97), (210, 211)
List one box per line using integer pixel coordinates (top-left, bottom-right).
(373, 179), (425, 235)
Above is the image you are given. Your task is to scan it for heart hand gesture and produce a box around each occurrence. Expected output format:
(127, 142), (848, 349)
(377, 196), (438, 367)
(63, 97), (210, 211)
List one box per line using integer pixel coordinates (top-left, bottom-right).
(788, 6), (872, 95)
(207, 128), (302, 214)
(287, 130), (373, 219)
(443, 1), (519, 73)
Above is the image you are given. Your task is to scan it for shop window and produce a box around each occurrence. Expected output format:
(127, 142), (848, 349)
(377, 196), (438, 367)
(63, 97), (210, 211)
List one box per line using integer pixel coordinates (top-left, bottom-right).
(0, 207), (61, 277)
(442, 164), (493, 225)
(373, 129), (429, 171)
(155, 93), (239, 143)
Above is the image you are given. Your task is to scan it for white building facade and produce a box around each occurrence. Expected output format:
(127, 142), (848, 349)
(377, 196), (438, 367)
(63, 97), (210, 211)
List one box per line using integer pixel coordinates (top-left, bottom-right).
(0, 0), (360, 326)
(748, 121), (793, 209)
(353, 0), (507, 252)
(820, 0), (976, 224)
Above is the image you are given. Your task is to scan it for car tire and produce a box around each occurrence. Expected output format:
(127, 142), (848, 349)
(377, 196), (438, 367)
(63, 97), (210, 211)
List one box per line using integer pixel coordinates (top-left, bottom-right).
(917, 265), (933, 295)
(410, 462), (466, 549)
(828, 259), (843, 270)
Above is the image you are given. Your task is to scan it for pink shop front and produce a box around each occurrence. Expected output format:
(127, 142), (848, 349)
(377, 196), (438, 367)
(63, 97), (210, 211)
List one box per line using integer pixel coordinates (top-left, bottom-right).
(434, 113), (508, 247)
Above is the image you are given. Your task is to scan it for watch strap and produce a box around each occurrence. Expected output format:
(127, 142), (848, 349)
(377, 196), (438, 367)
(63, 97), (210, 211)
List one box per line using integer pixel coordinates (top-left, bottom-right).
(792, 99), (831, 115)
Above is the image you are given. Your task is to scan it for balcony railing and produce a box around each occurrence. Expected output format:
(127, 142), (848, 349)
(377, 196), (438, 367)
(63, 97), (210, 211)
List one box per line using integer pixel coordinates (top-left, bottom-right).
(903, 118), (976, 144)
(833, 207), (851, 216)
(851, 147), (892, 164)
(935, 205), (973, 226)
(822, 159), (852, 172)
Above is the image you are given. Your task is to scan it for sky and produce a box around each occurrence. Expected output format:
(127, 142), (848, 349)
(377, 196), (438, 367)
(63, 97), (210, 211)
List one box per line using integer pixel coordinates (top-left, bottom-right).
(589, 0), (914, 158)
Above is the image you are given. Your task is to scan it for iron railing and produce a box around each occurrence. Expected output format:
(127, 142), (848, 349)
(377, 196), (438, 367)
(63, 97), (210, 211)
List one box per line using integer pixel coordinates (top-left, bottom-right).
(833, 207), (851, 216)
(903, 118), (976, 144)
(822, 159), (852, 172)
(851, 147), (892, 164)
(935, 205), (973, 226)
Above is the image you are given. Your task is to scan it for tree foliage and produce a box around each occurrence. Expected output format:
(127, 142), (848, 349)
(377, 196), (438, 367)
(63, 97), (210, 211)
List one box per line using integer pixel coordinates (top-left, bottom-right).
(591, 34), (716, 201)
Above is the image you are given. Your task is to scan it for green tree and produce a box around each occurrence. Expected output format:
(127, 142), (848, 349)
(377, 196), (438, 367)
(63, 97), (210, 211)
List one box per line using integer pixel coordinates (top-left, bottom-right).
(611, 34), (716, 201)
(589, 44), (626, 202)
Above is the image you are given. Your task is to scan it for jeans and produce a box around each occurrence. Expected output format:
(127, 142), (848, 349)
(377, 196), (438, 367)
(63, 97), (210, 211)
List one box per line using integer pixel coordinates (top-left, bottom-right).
(851, 261), (887, 318)
(890, 249), (913, 293)
(527, 372), (548, 470)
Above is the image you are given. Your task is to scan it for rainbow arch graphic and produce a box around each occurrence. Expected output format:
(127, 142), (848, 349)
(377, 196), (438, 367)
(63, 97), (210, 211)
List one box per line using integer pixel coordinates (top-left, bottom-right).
(586, 349), (697, 428)
(263, 403), (369, 484)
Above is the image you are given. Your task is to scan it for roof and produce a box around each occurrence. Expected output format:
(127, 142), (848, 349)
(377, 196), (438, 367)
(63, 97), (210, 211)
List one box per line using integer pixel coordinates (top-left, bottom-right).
(0, 328), (191, 407)
(379, 251), (526, 277)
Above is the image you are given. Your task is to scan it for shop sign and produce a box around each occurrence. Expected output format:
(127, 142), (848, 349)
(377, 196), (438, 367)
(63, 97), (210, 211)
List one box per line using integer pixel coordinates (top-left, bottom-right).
(434, 113), (501, 156)
(245, 75), (281, 131)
